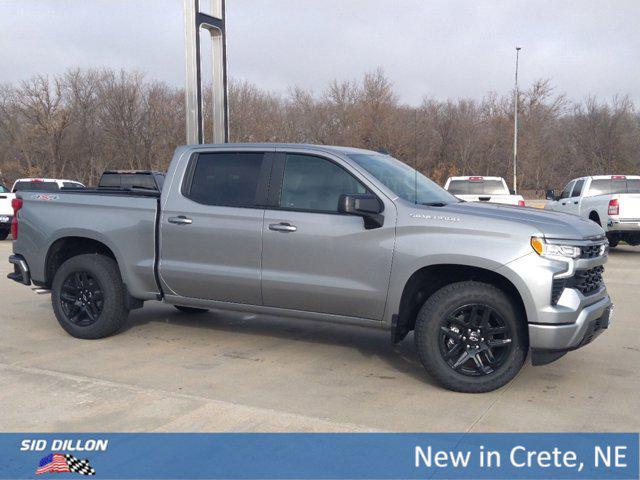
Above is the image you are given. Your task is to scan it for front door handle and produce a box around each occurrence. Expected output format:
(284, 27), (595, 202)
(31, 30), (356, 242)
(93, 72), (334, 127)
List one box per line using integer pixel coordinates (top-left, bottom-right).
(168, 216), (193, 225)
(561, 202), (567, 205)
(269, 222), (297, 232)
(573, 201), (579, 204)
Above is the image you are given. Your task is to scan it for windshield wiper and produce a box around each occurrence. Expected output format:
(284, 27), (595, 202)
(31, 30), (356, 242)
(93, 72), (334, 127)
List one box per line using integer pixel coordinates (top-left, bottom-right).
(419, 201), (449, 207)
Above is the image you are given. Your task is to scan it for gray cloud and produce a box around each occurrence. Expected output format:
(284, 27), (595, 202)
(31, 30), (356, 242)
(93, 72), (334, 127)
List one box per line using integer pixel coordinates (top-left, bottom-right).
(1, 0), (639, 105)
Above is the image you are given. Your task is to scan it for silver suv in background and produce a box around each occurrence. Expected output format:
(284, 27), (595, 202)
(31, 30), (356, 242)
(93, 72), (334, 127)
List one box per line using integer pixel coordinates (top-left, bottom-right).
(8, 144), (612, 392)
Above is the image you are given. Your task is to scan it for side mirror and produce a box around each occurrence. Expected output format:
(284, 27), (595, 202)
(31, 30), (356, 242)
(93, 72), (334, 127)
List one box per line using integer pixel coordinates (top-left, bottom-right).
(338, 194), (384, 229)
(509, 189), (516, 195)
(545, 189), (556, 201)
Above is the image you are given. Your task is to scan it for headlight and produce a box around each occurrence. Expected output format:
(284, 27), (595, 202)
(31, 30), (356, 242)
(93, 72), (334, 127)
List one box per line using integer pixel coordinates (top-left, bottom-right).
(530, 237), (580, 259)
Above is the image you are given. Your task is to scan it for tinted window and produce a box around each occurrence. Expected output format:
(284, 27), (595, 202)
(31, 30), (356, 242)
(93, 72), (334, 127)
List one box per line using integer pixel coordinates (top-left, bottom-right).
(13, 181), (59, 192)
(0, 185), (7, 193)
(62, 182), (84, 189)
(280, 154), (366, 212)
(571, 180), (584, 197)
(447, 179), (508, 195)
(348, 153), (457, 205)
(589, 178), (640, 195)
(187, 152), (265, 207)
(560, 182), (574, 199)
(100, 173), (157, 190)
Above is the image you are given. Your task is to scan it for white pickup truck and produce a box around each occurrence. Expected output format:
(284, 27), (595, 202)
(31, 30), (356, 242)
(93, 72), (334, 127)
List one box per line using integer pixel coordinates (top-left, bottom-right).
(444, 176), (525, 206)
(545, 175), (640, 247)
(0, 183), (14, 240)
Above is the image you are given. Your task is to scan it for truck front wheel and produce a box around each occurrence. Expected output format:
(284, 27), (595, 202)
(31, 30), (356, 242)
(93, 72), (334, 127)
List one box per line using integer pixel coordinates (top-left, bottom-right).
(414, 281), (527, 393)
(0, 229), (9, 241)
(51, 254), (129, 339)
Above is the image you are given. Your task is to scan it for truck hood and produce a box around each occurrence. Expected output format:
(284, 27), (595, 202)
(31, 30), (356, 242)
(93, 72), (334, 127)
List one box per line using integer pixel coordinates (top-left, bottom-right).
(438, 202), (605, 240)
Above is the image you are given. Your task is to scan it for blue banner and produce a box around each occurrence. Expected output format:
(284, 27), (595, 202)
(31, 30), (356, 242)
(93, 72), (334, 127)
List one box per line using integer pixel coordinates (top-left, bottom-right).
(0, 433), (637, 479)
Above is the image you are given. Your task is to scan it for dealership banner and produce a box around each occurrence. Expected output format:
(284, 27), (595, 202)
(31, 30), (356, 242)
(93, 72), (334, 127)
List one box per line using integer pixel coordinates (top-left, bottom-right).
(0, 433), (637, 479)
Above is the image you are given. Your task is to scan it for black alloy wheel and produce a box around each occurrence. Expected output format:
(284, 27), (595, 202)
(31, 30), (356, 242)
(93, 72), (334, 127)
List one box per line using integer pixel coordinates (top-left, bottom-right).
(59, 271), (104, 326)
(438, 304), (513, 376)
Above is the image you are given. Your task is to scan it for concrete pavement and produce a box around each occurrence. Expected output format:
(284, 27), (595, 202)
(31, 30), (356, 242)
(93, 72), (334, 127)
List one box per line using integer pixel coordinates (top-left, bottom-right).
(0, 240), (638, 432)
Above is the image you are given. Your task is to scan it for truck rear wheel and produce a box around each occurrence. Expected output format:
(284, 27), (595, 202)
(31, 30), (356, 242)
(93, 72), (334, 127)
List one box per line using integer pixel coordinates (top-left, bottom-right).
(0, 229), (9, 241)
(414, 281), (527, 393)
(51, 254), (129, 339)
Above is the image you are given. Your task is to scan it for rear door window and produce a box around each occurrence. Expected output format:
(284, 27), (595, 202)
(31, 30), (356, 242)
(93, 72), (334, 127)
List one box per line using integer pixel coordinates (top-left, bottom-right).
(184, 152), (267, 207)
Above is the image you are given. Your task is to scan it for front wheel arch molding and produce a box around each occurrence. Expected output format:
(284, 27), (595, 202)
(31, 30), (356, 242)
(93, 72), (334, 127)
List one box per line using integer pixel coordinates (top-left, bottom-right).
(393, 263), (529, 343)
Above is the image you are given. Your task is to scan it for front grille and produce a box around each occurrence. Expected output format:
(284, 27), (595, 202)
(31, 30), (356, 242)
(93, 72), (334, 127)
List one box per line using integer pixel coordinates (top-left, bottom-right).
(568, 266), (604, 295)
(580, 244), (604, 259)
(551, 266), (605, 304)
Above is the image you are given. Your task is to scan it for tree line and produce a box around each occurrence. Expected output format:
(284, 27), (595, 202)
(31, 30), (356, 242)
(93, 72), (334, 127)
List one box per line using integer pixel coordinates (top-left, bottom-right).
(1, 67), (638, 195)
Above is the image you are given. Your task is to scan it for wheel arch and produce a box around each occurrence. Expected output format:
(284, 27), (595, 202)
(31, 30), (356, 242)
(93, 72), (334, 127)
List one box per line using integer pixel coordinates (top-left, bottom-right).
(44, 235), (119, 287)
(393, 263), (528, 343)
(589, 210), (601, 225)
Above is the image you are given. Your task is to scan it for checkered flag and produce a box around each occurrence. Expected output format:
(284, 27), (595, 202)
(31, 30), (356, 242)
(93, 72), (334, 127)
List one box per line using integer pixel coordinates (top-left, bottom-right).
(65, 454), (96, 476)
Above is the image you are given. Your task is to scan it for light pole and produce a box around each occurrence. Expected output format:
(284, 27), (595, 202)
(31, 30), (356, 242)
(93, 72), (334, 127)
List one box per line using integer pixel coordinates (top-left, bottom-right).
(512, 46), (521, 194)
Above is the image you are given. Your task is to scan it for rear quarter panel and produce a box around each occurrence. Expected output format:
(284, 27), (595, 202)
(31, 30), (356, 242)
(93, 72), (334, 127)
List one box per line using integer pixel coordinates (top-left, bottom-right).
(13, 192), (159, 299)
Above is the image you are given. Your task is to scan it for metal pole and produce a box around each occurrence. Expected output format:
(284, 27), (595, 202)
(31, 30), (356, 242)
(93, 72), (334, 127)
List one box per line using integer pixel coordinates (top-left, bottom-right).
(183, 0), (228, 145)
(513, 46), (521, 194)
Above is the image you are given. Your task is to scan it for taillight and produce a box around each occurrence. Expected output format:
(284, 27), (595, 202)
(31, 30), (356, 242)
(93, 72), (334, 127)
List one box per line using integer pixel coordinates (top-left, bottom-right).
(518, 200), (525, 207)
(608, 198), (619, 216)
(11, 198), (22, 239)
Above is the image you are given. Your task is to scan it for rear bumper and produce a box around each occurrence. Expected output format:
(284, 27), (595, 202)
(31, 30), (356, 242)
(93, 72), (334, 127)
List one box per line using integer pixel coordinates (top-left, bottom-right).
(0, 215), (12, 228)
(607, 218), (640, 232)
(8, 254), (31, 285)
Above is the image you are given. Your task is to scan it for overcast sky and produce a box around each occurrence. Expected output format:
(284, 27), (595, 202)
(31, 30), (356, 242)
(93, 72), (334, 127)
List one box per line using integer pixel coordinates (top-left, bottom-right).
(1, 0), (639, 105)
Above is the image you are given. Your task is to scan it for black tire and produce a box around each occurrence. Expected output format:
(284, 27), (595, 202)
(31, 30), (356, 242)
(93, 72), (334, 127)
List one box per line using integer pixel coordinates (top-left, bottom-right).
(606, 234), (619, 248)
(414, 281), (528, 393)
(51, 254), (128, 339)
(589, 212), (601, 226)
(174, 305), (209, 314)
(0, 229), (9, 241)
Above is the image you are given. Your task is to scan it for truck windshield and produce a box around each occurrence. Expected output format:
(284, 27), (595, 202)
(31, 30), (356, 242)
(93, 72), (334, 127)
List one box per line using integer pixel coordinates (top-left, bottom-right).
(589, 178), (640, 195)
(348, 154), (458, 205)
(447, 179), (508, 195)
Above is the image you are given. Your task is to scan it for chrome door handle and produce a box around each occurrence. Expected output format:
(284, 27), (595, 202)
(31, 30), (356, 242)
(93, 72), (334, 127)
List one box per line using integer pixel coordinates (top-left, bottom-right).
(269, 222), (297, 232)
(168, 216), (192, 225)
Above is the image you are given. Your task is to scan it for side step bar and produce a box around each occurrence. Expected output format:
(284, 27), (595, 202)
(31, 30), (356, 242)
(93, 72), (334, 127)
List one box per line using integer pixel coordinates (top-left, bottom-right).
(8, 255), (31, 285)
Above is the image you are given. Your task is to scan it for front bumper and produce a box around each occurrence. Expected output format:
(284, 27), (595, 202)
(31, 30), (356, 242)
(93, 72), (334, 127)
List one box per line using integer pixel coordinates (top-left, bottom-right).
(529, 295), (613, 365)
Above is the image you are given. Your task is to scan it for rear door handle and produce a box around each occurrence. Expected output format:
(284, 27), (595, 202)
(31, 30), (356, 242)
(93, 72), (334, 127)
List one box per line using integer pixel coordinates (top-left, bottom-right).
(269, 222), (297, 232)
(573, 201), (579, 204)
(168, 216), (192, 225)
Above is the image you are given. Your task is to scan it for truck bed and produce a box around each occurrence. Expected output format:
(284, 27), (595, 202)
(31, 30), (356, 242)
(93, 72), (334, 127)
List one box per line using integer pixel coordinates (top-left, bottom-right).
(13, 189), (161, 300)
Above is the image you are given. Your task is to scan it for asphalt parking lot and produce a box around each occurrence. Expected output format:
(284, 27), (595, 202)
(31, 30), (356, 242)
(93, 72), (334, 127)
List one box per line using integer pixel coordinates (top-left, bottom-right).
(0, 239), (638, 433)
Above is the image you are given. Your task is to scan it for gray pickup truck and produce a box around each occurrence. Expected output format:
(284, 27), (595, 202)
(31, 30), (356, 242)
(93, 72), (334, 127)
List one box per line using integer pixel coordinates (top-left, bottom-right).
(7, 144), (613, 392)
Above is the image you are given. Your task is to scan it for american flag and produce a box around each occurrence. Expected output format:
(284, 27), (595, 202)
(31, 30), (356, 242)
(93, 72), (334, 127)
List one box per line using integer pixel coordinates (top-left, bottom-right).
(35, 454), (70, 474)
(36, 453), (96, 476)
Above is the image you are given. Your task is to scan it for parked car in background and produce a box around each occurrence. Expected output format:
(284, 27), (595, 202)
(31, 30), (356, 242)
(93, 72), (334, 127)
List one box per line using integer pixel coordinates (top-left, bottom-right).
(0, 184), (14, 240)
(98, 170), (165, 191)
(545, 175), (640, 247)
(12, 178), (85, 192)
(444, 176), (525, 206)
(8, 144), (612, 393)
